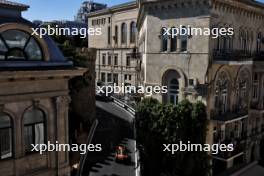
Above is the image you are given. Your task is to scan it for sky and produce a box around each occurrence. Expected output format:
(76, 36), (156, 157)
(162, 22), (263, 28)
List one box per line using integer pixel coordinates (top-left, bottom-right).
(15, 0), (264, 21)
(15, 0), (132, 21)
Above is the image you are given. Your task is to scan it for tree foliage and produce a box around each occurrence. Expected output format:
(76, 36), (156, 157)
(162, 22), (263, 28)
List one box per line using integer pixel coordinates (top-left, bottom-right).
(136, 98), (210, 176)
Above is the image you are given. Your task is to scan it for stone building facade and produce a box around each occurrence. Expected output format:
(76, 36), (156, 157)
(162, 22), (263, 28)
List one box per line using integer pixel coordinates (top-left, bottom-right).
(75, 1), (107, 24)
(0, 1), (87, 176)
(137, 0), (264, 175)
(88, 1), (140, 87)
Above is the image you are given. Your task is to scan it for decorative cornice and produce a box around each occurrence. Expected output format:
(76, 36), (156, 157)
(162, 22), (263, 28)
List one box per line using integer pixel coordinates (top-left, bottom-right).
(213, 0), (264, 18)
(0, 68), (88, 82)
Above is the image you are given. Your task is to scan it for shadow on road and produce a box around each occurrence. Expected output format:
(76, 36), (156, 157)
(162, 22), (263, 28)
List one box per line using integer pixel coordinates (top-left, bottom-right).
(81, 104), (136, 176)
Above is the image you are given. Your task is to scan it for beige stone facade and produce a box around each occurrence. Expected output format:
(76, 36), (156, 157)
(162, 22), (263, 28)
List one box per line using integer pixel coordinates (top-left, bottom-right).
(0, 70), (86, 176)
(88, 2), (140, 87)
(0, 1), (87, 176)
(137, 0), (264, 174)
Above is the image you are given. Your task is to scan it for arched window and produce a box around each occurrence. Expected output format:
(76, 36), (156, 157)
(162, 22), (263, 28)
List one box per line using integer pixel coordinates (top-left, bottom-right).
(168, 78), (179, 105)
(215, 71), (229, 114)
(114, 25), (118, 44)
(130, 21), (136, 44)
(0, 30), (43, 61)
(170, 27), (177, 52)
(23, 108), (45, 154)
(121, 23), (127, 44)
(236, 70), (250, 110)
(180, 26), (188, 52)
(0, 112), (12, 159)
(161, 27), (168, 52)
(257, 32), (262, 53)
(240, 30), (247, 52)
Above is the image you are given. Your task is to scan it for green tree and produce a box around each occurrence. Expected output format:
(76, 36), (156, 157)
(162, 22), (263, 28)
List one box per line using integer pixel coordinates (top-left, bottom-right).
(136, 98), (210, 176)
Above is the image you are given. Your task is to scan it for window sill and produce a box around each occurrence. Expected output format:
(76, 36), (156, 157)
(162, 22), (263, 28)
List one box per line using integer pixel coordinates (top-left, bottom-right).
(159, 51), (189, 54)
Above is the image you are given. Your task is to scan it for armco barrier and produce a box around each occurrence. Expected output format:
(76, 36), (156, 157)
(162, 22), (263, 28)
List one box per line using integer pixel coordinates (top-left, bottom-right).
(111, 96), (136, 116)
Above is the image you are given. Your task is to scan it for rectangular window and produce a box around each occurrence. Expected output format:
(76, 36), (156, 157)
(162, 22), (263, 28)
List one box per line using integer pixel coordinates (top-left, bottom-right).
(253, 85), (258, 99)
(108, 55), (112, 65)
(124, 74), (132, 81)
(181, 39), (187, 52)
(101, 73), (106, 82)
(0, 128), (12, 159)
(171, 36), (177, 52)
(24, 126), (33, 152)
(24, 123), (44, 153)
(107, 73), (112, 83)
(108, 17), (111, 23)
(113, 73), (118, 84)
(102, 54), (106, 65)
(253, 73), (259, 99)
(115, 26), (118, 44)
(180, 30), (188, 52)
(107, 26), (111, 45)
(126, 56), (131, 67)
(114, 55), (118, 66)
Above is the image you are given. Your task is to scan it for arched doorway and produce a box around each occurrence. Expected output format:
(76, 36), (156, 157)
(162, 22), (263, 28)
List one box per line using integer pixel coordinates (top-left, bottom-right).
(168, 78), (179, 105)
(162, 70), (182, 105)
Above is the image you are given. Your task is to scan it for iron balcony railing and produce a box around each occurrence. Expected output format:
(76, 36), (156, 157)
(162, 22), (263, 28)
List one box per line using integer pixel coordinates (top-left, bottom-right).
(211, 108), (248, 122)
(213, 50), (264, 62)
(213, 142), (245, 160)
(250, 100), (264, 110)
(213, 132), (247, 144)
(255, 51), (264, 61)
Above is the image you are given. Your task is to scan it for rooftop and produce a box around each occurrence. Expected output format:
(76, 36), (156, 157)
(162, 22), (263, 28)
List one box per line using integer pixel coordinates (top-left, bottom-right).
(87, 1), (137, 17)
(0, 0), (29, 11)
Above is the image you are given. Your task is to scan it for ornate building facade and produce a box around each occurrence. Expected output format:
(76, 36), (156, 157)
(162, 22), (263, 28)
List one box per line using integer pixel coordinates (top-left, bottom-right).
(75, 1), (107, 24)
(88, 1), (140, 87)
(137, 0), (264, 175)
(0, 1), (87, 175)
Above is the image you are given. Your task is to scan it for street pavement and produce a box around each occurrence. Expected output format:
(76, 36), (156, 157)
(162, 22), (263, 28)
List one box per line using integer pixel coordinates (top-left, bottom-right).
(81, 100), (136, 176)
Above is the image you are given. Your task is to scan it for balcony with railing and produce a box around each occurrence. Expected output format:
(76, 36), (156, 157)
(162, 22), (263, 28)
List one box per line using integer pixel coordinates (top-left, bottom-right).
(254, 51), (264, 61)
(212, 50), (264, 62)
(250, 126), (264, 137)
(214, 131), (247, 144)
(250, 100), (264, 110)
(213, 141), (245, 160)
(213, 118), (247, 160)
(211, 107), (248, 122)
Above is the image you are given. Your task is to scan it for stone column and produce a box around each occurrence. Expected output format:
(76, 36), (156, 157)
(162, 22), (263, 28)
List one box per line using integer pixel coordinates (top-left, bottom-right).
(55, 95), (71, 176)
